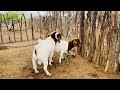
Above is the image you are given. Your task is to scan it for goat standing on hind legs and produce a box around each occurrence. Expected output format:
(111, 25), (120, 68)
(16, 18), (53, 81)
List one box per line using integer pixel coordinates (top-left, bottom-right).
(32, 31), (61, 76)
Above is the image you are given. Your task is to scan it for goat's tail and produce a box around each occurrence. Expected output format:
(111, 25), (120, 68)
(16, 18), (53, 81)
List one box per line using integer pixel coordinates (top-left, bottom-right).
(35, 49), (37, 56)
(32, 47), (38, 64)
(32, 46), (42, 66)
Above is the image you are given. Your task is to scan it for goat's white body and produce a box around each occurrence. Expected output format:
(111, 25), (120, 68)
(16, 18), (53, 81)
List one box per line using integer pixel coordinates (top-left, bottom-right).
(55, 40), (68, 53)
(32, 37), (55, 76)
(36, 40), (55, 60)
(55, 40), (70, 64)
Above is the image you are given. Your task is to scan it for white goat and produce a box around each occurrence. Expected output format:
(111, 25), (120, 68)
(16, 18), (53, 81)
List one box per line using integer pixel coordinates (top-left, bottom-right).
(32, 31), (61, 76)
(46, 32), (81, 64)
(54, 39), (81, 64)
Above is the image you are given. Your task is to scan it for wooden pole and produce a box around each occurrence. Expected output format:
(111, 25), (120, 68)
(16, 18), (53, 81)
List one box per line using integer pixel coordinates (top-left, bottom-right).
(20, 15), (23, 41)
(39, 15), (41, 38)
(2, 14), (11, 43)
(0, 13), (3, 43)
(31, 13), (34, 40)
(17, 16), (21, 42)
(12, 14), (16, 42)
(80, 11), (85, 55)
(7, 13), (9, 25)
(23, 13), (29, 40)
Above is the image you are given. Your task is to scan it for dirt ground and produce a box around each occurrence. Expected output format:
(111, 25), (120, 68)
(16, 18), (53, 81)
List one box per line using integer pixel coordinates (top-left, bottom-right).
(0, 40), (120, 79)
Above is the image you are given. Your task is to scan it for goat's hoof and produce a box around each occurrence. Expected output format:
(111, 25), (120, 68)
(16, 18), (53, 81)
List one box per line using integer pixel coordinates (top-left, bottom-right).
(47, 73), (52, 76)
(72, 55), (75, 57)
(59, 62), (61, 64)
(49, 64), (52, 66)
(35, 70), (39, 73)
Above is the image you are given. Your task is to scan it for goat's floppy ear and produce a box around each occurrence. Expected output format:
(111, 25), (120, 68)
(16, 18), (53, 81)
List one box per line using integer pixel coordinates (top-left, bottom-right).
(56, 33), (61, 43)
(47, 31), (56, 37)
(51, 32), (57, 43)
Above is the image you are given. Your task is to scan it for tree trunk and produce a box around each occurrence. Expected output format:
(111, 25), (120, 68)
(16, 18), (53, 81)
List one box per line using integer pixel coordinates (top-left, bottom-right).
(88, 11), (98, 62)
(66, 11), (71, 39)
(79, 11), (85, 55)
(104, 11), (120, 73)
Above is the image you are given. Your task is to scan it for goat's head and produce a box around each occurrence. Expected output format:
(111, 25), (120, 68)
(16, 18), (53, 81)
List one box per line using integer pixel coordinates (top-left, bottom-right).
(72, 39), (81, 47)
(49, 31), (61, 43)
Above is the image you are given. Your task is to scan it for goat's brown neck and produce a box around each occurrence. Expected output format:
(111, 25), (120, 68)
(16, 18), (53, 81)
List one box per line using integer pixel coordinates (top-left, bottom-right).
(68, 40), (74, 51)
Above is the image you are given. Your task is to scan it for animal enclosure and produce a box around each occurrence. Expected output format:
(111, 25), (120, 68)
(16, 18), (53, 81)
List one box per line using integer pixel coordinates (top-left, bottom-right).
(0, 13), (42, 44)
(0, 11), (120, 78)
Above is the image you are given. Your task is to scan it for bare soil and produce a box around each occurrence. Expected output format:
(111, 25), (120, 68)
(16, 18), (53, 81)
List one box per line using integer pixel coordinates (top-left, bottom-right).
(0, 40), (120, 79)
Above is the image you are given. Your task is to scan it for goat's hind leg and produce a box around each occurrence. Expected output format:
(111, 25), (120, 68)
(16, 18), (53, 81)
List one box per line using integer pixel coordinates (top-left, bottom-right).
(61, 55), (65, 60)
(59, 52), (64, 64)
(49, 52), (54, 66)
(32, 55), (39, 73)
(43, 60), (52, 76)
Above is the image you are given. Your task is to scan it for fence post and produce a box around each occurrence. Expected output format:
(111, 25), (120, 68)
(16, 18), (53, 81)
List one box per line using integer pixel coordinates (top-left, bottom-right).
(31, 13), (34, 40)
(2, 14), (11, 43)
(0, 13), (3, 43)
(12, 14), (16, 42)
(7, 13), (9, 25)
(23, 13), (29, 40)
(20, 15), (23, 41)
(79, 11), (85, 55)
(39, 15), (42, 38)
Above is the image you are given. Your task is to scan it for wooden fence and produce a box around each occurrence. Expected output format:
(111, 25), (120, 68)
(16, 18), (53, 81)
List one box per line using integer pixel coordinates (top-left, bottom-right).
(79, 11), (120, 73)
(0, 13), (42, 44)
(0, 11), (119, 73)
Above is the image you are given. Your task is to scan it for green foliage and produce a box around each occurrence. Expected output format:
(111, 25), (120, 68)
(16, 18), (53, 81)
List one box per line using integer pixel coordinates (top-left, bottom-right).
(3, 11), (21, 22)
(1, 11), (29, 23)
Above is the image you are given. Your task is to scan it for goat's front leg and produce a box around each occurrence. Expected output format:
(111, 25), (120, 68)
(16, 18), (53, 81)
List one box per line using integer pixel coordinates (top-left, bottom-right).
(69, 51), (76, 57)
(49, 52), (54, 66)
(59, 52), (64, 64)
(62, 55), (65, 60)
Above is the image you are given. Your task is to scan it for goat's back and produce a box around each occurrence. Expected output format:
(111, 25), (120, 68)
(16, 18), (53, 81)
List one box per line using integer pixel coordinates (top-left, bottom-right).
(35, 38), (55, 59)
(55, 40), (68, 53)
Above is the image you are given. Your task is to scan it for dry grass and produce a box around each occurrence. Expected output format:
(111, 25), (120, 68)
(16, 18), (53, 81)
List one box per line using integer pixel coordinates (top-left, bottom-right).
(0, 40), (120, 79)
